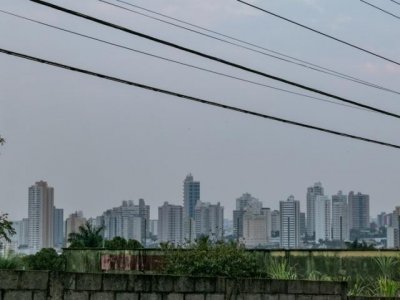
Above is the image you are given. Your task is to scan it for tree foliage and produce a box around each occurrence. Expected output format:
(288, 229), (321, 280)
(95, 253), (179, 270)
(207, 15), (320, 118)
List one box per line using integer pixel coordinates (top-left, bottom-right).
(68, 222), (104, 248)
(24, 248), (65, 271)
(104, 237), (143, 249)
(0, 213), (16, 242)
(163, 238), (262, 278)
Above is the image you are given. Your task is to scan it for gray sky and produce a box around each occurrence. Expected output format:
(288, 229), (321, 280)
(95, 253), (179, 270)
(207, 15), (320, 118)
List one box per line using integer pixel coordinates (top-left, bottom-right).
(1, 0), (400, 220)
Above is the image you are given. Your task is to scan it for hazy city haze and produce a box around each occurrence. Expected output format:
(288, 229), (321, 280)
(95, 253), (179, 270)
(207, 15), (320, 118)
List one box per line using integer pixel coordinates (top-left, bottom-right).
(1, 0), (400, 220)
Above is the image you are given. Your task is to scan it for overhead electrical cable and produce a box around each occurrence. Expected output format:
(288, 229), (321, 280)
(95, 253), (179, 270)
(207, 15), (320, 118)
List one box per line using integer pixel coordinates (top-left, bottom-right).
(0, 9), (368, 112)
(360, 0), (400, 20)
(100, 0), (400, 96)
(390, 0), (400, 6)
(28, 0), (400, 119)
(237, 0), (400, 67)
(1, 47), (399, 149)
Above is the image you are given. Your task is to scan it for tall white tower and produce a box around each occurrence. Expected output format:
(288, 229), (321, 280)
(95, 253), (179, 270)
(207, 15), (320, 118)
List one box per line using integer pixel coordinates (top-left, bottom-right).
(280, 195), (300, 249)
(28, 181), (54, 252)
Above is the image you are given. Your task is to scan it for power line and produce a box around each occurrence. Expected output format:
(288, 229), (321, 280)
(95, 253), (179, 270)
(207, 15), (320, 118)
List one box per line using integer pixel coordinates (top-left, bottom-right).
(361, 0), (400, 20)
(390, 0), (400, 6)
(101, 0), (400, 96)
(1, 47), (399, 150)
(237, 0), (400, 67)
(0, 9), (367, 112)
(28, 0), (400, 120)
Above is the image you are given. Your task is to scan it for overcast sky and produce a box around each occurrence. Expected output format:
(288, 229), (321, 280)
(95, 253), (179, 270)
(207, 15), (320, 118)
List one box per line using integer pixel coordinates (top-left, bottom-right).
(1, 0), (400, 220)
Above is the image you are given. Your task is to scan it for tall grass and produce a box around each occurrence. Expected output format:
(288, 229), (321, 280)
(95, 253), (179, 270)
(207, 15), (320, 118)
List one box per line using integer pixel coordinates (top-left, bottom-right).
(374, 277), (399, 297)
(374, 255), (399, 279)
(267, 257), (297, 280)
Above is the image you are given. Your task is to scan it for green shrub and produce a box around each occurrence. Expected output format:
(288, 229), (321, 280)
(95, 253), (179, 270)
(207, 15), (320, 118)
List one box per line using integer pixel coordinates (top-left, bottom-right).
(24, 248), (65, 271)
(163, 239), (262, 278)
(0, 255), (25, 270)
(104, 237), (143, 249)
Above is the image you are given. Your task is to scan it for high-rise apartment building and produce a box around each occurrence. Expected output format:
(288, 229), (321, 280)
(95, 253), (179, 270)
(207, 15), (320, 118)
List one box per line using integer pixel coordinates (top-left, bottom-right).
(271, 210), (280, 237)
(158, 202), (183, 245)
(194, 201), (224, 241)
(28, 181), (54, 252)
(377, 212), (387, 228)
(183, 174), (200, 241)
(300, 212), (306, 237)
(242, 208), (271, 248)
(391, 207), (400, 230)
(332, 191), (348, 241)
(233, 193), (263, 239)
(348, 192), (370, 232)
(387, 227), (399, 248)
(149, 220), (158, 238)
(306, 182), (324, 238)
(280, 195), (300, 249)
(315, 195), (331, 242)
(12, 218), (29, 248)
(53, 207), (64, 248)
(101, 199), (150, 244)
(65, 211), (86, 245)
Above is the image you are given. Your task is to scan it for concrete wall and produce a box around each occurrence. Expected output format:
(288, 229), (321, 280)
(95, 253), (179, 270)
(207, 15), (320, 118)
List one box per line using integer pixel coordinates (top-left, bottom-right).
(0, 270), (347, 300)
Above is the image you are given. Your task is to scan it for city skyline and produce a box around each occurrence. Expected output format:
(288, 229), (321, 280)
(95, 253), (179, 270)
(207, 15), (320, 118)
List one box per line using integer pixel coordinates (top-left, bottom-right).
(7, 177), (400, 254)
(1, 0), (400, 227)
(3, 176), (394, 221)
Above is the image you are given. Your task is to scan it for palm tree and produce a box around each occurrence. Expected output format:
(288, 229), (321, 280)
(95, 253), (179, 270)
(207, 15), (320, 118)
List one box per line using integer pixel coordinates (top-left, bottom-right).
(68, 222), (104, 248)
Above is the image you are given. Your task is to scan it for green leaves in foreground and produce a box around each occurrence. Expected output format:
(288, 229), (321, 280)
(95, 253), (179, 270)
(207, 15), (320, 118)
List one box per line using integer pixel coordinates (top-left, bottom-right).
(0, 213), (16, 242)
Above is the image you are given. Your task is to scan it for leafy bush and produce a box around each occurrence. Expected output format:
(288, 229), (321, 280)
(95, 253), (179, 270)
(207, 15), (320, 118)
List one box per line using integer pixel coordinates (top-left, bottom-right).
(104, 237), (143, 250)
(163, 239), (262, 278)
(0, 255), (25, 270)
(24, 248), (65, 271)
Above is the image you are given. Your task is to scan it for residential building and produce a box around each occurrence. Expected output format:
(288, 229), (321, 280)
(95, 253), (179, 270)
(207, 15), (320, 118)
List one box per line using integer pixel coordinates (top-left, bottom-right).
(183, 174), (200, 242)
(158, 202), (183, 245)
(348, 192), (370, 232)
(387, 227), (399, 248)
(300, 212), (306, 237)
(306, 182), (324, 238)
(65, 211), (86, 244)
(280, 195), (300, 249)
(149, 220), (158, 238)
(242, 207), (271, 248)
(12, 218), (29, 248)
(53, 207), (64, 248)
(101, 199), (150, 244)
(28, 181), (54, 252)
(271, 210), (280, 237)
(332, 191), (349, 241)
(233, 193), (263, 239)
(194, 201), (224, 241)
(377, 212), (386, 228)
(315, 195), (331, 242)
